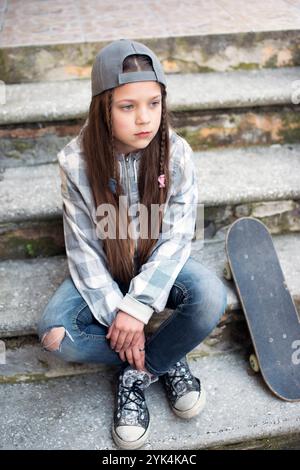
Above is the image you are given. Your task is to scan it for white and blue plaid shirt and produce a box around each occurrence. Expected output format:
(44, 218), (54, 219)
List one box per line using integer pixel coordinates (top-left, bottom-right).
(58, 127), (198, 327)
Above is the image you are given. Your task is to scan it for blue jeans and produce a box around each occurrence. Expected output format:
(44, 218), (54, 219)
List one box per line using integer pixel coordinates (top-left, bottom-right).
(37, 257), (227, 376)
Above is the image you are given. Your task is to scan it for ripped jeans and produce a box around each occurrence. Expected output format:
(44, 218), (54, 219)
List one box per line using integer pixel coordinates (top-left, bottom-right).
(37, 257), (227, 376)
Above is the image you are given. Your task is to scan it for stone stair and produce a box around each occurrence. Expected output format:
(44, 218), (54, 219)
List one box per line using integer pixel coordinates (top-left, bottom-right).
(1, 66), (300, 152)
(0, 143), (300, 259)
(2, 350), (300, 450)
(0, 0), (300, 450)
(1, 1), (300, 84)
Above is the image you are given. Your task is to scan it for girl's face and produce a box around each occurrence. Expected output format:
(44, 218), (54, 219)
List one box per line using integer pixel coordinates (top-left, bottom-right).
(111, 81), (162, 155)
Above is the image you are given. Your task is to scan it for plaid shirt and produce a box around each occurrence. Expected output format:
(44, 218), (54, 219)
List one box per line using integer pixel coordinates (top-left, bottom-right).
(57, 127), (198, 327)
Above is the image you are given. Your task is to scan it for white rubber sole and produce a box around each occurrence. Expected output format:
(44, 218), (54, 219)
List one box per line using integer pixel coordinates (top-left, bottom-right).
(112, 421), (150, 450)
(172, 387), (206, 419)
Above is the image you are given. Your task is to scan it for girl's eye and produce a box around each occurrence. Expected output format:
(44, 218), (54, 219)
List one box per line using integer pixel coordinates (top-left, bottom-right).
(121, 101), (161, 110)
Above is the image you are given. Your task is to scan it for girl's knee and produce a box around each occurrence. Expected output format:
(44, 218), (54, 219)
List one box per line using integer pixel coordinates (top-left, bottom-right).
(41, 326), (66, 352)
(198, 276), (227, 314)
(213, 279), (227, 317)
(181, 260), (227, 318)
(39, 325), (81, 362)
(189, 277), (227, 334)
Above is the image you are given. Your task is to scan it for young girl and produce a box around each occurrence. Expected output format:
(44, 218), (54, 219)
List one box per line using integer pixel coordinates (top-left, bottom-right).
(37, 39), (227, 450)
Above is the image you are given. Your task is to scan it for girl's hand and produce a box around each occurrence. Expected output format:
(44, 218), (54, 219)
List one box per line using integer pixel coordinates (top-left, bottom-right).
(119, 331), (146, 371)
(106, 310), (144, 352)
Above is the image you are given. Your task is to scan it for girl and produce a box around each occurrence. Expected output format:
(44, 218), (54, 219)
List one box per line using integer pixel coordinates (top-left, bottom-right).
(37, 39), (227, 450)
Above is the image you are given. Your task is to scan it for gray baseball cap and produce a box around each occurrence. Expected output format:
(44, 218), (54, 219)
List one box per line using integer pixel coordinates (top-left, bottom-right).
(91, 38), (167, 97)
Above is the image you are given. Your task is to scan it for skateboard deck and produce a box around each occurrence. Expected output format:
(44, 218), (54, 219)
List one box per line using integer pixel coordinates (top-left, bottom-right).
(225, 217), (300, 401)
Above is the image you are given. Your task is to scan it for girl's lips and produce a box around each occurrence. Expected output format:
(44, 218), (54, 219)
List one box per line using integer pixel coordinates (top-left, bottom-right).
(135, 131), (151, 136)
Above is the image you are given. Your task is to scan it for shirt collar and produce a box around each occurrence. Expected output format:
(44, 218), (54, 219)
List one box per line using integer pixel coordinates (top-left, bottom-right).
(115, 150), (142, 161)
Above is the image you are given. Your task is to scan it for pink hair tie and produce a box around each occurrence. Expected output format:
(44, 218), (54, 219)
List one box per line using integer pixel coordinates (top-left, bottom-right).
(158, 174), (166, 188)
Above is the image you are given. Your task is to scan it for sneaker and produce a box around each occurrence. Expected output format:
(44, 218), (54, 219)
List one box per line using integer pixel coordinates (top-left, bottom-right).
(160, 357), (206, 419)
(112, 366), (152, 449)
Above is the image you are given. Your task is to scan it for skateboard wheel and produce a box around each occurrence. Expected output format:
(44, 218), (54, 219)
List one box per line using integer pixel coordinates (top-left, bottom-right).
(223, 261), (232, 280)
(249, 354), (260, 373)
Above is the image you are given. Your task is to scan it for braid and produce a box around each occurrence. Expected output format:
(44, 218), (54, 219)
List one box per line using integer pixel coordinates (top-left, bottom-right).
(159, 96), (167, 198)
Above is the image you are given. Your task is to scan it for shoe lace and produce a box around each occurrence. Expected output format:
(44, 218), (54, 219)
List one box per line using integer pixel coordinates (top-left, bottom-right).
(168, 363), (193, 394)
(120, 379), (145, 414)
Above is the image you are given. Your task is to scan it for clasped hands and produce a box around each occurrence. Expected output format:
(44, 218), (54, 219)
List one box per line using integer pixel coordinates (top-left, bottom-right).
(106, 310), (145, 371)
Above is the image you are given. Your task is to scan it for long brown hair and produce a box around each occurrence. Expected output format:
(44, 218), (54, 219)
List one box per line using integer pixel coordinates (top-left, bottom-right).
(81, 54), (171, 286)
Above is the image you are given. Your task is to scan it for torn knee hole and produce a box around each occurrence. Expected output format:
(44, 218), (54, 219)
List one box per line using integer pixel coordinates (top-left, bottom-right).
(41, 327), (66, 352)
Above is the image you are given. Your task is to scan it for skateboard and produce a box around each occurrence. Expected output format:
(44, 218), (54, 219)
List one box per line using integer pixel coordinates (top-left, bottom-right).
(223, 217), (300, 401)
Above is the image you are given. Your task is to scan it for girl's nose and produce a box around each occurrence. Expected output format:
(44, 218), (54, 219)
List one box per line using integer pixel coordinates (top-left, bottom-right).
(136, 108), (150, 124)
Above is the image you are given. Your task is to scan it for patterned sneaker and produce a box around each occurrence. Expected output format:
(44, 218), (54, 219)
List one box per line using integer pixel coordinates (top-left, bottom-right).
(112, 366), (152, 449)
(160, 357), (206, 419)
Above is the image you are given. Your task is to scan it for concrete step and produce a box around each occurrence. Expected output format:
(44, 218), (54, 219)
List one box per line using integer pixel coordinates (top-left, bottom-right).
(0, 231), (299, 339)
(1, 67), (299, 150)
(0, 319), (243, 384)
(1, 68), (300, 125)
(1, 1), (300, 83)
(0, 143), (300, 260)
(1, 349), (300, 449)
(0, 337), (107, 384)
